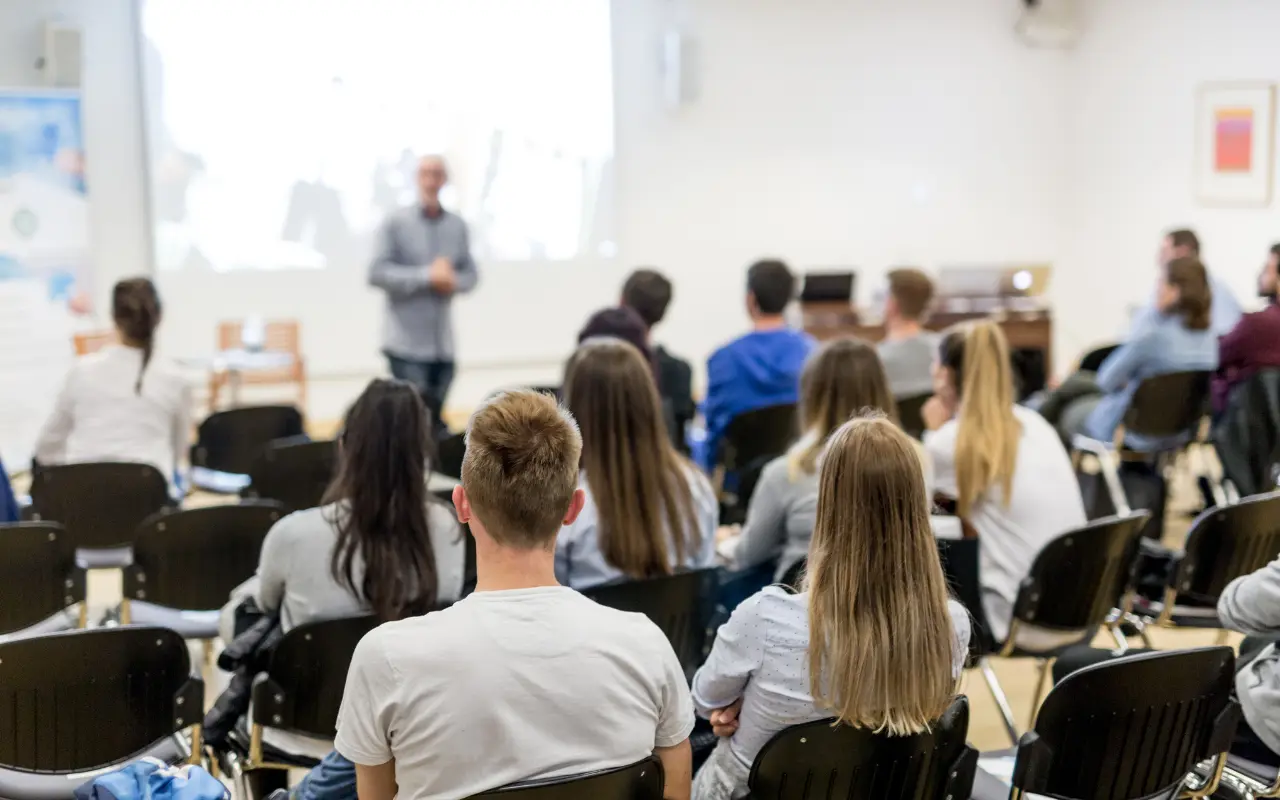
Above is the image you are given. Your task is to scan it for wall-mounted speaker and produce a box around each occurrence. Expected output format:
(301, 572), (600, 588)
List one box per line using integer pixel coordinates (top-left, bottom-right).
(1016, 0), (1080, 49)
(39, 22), (83, 87)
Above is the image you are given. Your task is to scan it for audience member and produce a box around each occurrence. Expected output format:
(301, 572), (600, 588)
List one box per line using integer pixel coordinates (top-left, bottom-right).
(0, 453), (16, 523)
(923, 321), (1087, 649)
(34, 278), (190, 487)
(576, 305), (653, 365)
(1129, 228), (1241, 337)
(877, 268), (937, 397)
(336, 390), (694, 800)
(1217, 554), (1280, 768)
(1213, 243), (1280, 414)
(1039, 257), (1219, 451)
(730, 338), (906, 581)
(701, 259), (814, 472)
(691, 415), (969, 800)
(558, 339), (717, 589)
(623, 268), (696, 452)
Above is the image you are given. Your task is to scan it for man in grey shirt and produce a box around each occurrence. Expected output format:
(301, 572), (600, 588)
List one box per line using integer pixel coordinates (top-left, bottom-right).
(876, 267), (937, 398)
(369, 155), (478, 429)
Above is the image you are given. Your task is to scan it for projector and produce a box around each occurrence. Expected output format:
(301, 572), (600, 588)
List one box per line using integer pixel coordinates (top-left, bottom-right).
(1016, 0), (1080, 49)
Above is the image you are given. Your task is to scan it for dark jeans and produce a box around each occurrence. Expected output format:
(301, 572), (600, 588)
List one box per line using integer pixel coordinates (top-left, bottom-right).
(1037, 370), (1104, 448)
(290, 751), (357, 800)
(386, 354), (455, 432)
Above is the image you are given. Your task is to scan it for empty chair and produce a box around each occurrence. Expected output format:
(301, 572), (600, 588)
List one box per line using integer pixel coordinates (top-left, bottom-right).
(1005, 647), (1238, 800)
(0, 627), (204, 800)
(583, 568), (717, 678)
(895, 392), (931, 440)
(246, 439), (337, 512)
(190, 405), (306, 490)
(718, 403), (797, 523)
(27, 461), (173, 568)
(747, 696), (977, 800)
(467, 756), (664, 799)
(121, 501), (286, 638)
(437, 432), (466, 480)
(0, 522), (86, 640)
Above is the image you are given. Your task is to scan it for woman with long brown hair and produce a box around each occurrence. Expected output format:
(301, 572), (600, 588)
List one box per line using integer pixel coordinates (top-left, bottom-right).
(691, 414), (969, 800)
(558, 337), (717, 588)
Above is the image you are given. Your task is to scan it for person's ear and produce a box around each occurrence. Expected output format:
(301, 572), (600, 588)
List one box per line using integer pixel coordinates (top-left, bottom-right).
(562, 488), (587, 526)
(746, 291), (760, 317)
(452, 485), (471, 524)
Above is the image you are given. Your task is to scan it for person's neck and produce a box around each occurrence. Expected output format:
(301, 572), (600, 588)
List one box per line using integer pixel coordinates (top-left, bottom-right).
(884, 317), (923, 341)
(422, 198), (442, 217)
(752, 314), (786, 333)
(473, 542), (560, 593)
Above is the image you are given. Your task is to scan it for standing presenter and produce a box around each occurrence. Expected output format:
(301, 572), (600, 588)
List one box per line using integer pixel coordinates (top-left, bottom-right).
(369, 155), (478, 431)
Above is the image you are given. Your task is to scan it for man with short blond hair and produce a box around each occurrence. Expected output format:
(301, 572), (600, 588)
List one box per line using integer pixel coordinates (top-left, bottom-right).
(335, 391), (694, 800)
(877, 267), (938, 397)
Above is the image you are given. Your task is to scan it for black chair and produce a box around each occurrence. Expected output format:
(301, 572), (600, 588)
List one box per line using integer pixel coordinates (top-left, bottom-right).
(1072, 370), (1213, 517)
(895, 392), (931, 440)
(1212, 367), (1280, 499)
(0, 522), (86, 639)
(583, 569), (718, 678)
(747, 696), (977, 800)
(467, 756), (664, 799)
(1006, 647), (1238, 800)
(27, 461), (173, 568)
(0, 627), (204, 800)
(246, 439), (336, 512)
(121, 501), (287, 638)
(437, 432), (467, 480)
(719, 403), (798, 524)
(191, 405), (306, 479)
(1079, 343), (1121, 373)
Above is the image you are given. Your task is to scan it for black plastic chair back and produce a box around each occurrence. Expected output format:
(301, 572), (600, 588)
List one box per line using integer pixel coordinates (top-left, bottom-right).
(247, 439), (336, 512)
(748, 696), (977, 800)
(0, 522), (84, 635)
(583, 569), (717, 676)
(1174, 490), (1280, 604)
(935, 538), (996, 658)
(28, 462), (171, 550)
(0, 627), (203, 772)
(1080, 343), (1121, 373)
(437, 433), (466, 480)
(721, 404), (798, 474)
(895, 393), (931, 440)
(251, 614), (380, 738)
(1012, 647), (1238, 800)
(779, 558), (806, 591)
(468, 755), (664, 798)
(1012, 512), (1150, 631)
(191, 405), (305, 475)
(124, 501), (286, 611)
(1123, 371), (1211, 441)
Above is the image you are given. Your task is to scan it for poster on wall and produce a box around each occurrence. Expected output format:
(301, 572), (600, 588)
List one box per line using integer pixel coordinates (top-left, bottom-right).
(1195, 82), (1276, 206)
(0, 88), (90, 469)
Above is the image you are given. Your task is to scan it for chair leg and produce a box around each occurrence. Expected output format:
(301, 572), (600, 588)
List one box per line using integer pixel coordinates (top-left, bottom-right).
(1097, 451), (1132, 515)
(1028, 658), (1055, 731)
(980, 657), (1020, 746)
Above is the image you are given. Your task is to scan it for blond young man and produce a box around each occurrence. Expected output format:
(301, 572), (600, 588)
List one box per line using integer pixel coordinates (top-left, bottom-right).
(335, 391), (694, 800)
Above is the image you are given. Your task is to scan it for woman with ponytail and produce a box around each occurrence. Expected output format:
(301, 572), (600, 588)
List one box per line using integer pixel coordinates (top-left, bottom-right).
(922, 320), (1087, 649)
(35, 277), (190, 485)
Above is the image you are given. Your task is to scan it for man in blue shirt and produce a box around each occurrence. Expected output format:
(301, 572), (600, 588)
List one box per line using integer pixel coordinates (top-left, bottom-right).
(700, 259), (814, 472)
(1129, 228), (1242, 338)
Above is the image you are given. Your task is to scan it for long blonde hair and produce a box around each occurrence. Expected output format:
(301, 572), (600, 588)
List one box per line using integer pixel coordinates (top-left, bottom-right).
(789, 338), (898, 479)
(937, 321), (1021, 518)
(563, 338), (699, 578)
(805, 414), (957, 734)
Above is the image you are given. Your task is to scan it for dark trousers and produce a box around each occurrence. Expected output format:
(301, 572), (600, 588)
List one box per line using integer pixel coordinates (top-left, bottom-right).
(386, 354), (455, 432)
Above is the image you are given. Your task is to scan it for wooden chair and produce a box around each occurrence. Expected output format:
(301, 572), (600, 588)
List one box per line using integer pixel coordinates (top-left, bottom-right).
(73, 330), (115, 355)
(209, 319), (307, 411)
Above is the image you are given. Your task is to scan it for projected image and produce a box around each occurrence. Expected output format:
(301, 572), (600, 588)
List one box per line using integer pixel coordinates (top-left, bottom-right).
(140, 0), (615, 271)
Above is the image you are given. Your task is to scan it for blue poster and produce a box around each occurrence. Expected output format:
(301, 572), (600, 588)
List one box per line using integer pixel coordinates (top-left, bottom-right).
(0, 89), (91, 310)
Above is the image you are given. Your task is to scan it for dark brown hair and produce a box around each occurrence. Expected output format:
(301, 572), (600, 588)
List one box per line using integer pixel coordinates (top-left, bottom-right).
(324, 379), (439, 622)
(1168, 229), (1201, 257)
(564, 338), (698, 579)
(747, 259), (796, 314)
(1165, 257), (1212, 331)
(111, 278), (161, 393)
(621, 269), (673, 328)
(887, 268), (935, 320)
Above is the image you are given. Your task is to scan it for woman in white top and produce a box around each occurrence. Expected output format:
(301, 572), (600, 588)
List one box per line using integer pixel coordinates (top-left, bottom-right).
(34, 278), (190, 483)
(922, 321), (1088, 649)
(557, 338), (717, 590)
(691, 415), (970, 800)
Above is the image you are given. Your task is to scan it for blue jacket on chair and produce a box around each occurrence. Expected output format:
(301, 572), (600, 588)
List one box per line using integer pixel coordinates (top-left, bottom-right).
(0, 454), (18, 523)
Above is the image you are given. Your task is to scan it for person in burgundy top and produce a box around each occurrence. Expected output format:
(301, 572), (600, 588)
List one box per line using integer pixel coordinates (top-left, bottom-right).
(1214, 243), (1280, 414)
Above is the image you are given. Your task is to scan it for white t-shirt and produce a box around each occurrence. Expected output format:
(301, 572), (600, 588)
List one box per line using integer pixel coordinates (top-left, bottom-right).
(335, 586), (695, 800)
(924, 405), (1087, 644)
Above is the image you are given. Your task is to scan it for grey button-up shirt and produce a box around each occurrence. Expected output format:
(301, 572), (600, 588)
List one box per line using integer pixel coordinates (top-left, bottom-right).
(369, 206), (479, 361)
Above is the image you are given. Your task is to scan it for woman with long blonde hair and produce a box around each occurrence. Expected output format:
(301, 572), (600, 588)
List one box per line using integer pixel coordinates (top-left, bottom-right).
(922, 320), (1086, 648)
(691, 414), (969, 800)
(557, 337), (718, 588)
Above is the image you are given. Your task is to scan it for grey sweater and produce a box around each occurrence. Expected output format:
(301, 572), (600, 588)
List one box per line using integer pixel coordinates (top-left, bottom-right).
(1219, 555), (1280, 755)
(369, 206), (479, 361)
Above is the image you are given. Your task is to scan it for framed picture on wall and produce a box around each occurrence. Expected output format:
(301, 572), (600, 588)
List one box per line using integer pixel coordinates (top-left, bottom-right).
(1196, 82), (1276, 206)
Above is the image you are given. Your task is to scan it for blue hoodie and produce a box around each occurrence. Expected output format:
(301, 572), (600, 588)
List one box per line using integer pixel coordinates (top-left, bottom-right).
(700, 328), (815, 471)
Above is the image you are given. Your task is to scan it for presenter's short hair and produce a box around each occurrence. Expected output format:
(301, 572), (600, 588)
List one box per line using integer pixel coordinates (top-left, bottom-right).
(461, 390), (582, 548)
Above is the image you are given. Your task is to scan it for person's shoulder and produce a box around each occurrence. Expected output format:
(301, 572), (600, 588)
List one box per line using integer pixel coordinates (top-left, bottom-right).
(709, 335), (749, 368)
(268, 504), (334, 542)
(1012, 404), (1058, 439)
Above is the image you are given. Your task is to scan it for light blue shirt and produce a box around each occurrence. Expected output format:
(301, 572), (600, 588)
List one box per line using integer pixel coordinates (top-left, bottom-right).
(1129, 272), (1242, 339)
(1086, 313), (1219, 450)
(555, 465), (718, 589)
